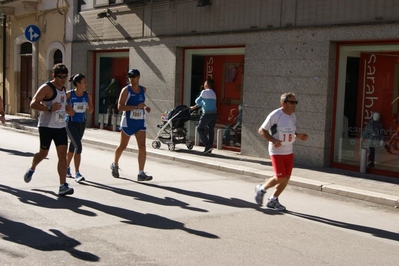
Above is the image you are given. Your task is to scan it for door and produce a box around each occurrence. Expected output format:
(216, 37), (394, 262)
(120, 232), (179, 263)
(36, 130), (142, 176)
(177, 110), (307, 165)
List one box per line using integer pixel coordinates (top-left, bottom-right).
(95, 52), (129, 129)
(20, 55), (33, 114)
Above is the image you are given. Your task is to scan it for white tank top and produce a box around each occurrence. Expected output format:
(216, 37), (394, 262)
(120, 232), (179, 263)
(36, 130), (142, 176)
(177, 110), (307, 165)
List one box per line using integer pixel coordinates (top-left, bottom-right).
(38, 82), (67, 128)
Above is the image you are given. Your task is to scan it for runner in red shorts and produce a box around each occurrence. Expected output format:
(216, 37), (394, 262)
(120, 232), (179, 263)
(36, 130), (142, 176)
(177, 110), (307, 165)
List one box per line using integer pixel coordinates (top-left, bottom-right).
(254, 92), (308, 211)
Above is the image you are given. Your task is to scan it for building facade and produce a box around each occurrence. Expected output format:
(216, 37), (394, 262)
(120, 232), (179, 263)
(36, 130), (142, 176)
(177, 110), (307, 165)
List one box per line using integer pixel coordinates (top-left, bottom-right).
(0, 0), (73, 116)
(2, 0), (399, 178)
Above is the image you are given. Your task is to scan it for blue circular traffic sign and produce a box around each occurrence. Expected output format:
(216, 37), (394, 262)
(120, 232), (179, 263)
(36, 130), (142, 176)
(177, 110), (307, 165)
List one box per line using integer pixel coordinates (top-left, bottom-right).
(24, 25), (41, 42)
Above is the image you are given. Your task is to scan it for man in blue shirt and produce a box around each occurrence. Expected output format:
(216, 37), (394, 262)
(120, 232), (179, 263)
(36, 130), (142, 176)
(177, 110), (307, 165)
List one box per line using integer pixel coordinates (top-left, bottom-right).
(190, 79), (218, 154)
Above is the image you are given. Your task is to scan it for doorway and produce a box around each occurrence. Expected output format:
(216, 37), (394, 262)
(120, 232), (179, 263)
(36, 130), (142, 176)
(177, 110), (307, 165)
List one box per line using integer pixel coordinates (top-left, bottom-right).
(20, 55), (32, 114)
(94, 51), (129, 129)
(19, 42), (33, 114)
(184, 47), (245, 150)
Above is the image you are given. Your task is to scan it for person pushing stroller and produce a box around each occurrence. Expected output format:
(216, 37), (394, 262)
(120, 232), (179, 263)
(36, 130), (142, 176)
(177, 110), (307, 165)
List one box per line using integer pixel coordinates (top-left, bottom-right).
(190, 79), (218, 154)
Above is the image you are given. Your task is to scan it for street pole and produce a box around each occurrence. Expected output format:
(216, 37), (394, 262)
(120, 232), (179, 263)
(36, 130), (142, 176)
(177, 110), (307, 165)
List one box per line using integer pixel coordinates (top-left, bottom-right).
(1, 13), (6, 111)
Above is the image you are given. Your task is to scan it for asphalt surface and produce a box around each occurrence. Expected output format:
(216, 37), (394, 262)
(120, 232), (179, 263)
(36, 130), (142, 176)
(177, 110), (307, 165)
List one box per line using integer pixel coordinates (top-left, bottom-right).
(2, 114), (399, 208)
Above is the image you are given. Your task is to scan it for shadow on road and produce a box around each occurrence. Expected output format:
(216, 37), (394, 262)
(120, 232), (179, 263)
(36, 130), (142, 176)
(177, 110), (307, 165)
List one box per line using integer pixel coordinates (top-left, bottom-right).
(84, 180), (208, 213)
(173, 148), (272, 166)
(0, 216), (99, 262)
(0, 147), (35, 157)
(85, 180), (284, 216)
(0, 184), (218, 242)
(136, 182), (286, 215)
(286, 210), (399, 242)
(136, 181), (259, 209)
(63, 193), (219, 239)
(0, 184), (96, 216)
(0, 185), (100, 261)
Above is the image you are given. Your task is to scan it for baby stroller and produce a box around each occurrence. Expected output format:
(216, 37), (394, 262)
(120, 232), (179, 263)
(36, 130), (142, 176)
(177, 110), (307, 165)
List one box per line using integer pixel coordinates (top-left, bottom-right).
(152, 105), (195, 151)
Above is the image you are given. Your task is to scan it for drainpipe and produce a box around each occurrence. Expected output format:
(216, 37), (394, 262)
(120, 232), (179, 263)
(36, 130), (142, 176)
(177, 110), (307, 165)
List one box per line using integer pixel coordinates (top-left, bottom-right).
(2, 14), (6, 111)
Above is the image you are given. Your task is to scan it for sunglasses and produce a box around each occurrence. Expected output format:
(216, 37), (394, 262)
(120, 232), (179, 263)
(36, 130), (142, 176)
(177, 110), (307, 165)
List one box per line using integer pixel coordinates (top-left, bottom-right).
(284, 100), (298, 105)
(56, 75), (68, 79)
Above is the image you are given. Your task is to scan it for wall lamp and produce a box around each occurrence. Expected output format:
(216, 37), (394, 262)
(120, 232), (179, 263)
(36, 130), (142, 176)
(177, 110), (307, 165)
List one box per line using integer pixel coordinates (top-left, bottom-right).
(197, 0), (212, 7)
(97, 9), (110, 19)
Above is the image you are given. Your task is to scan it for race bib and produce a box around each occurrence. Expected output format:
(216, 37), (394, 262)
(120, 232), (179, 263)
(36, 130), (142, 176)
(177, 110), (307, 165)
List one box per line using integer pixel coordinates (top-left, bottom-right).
(278, 126), (296, 145)
(55, 110), (66, 124)
(73, 102), (88, 113)
(130, 109), (144, 120)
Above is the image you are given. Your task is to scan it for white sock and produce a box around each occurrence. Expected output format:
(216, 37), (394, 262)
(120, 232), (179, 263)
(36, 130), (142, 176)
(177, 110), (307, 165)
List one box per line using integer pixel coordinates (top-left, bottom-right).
(139, 170), (144, 175)
(270, 196), (277, 201)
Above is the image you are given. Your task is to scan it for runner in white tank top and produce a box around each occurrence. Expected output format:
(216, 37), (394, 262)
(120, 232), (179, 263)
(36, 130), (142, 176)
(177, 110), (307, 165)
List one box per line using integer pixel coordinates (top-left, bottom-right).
(23, 63), (75, 196)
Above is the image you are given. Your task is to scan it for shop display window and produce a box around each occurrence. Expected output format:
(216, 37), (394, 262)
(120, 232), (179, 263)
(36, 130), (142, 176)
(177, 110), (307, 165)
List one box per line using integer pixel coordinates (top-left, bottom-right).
(334, 43), (399, 174)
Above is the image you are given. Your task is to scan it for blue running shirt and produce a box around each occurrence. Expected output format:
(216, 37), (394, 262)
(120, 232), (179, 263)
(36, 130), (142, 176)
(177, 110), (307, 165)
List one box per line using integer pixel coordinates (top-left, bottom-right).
(66, 90), (89, 123)
(120, 85), (146, 135)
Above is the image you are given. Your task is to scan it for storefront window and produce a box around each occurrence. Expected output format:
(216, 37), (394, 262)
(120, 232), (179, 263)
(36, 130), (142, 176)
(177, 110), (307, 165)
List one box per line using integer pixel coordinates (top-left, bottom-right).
(183, 47), (245, 150)
(334, 43), (399, 174)
(94, 51), (129, 130)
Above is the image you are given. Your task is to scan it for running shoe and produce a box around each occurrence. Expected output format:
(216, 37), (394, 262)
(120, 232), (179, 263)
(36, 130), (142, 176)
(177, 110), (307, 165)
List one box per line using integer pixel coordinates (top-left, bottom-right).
(266, 198), (286, 211)
(24, 169), (34, 183)
(138, 172), (153, 181)
(59, 183), (74, 196)
(66, 167), (72, 178)
(74, 172), (85, 183)
(254, 184), (266, 206)
(111, 163), (120, 178)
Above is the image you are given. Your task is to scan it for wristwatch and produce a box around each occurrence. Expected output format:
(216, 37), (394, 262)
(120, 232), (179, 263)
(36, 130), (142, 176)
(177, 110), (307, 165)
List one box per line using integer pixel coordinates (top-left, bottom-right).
(47, 105), (52, 112)
(134, 105), (138, 109)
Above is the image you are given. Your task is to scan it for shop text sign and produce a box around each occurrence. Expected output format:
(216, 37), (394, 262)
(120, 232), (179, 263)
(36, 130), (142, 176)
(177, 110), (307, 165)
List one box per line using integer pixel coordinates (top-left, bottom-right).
(362, 54), (377, 129)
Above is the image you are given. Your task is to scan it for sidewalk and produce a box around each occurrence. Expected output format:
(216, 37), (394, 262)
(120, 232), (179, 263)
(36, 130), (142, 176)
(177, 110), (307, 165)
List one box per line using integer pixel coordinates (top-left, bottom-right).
(2, 114), (399, 208)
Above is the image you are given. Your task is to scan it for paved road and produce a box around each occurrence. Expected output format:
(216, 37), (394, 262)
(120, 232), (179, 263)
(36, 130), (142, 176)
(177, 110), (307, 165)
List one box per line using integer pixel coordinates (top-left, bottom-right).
(0, 128), (398, 265)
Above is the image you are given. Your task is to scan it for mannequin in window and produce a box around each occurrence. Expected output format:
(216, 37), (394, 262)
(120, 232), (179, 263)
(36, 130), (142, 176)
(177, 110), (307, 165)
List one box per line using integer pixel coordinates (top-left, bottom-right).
(232, 104), (243, 146)
(223, 104), (242, 146)
(384, 112), (399, 153)
(106, 78), (120, 112)
(99, 79), (108, 113)
(361, 111), (384, 167)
